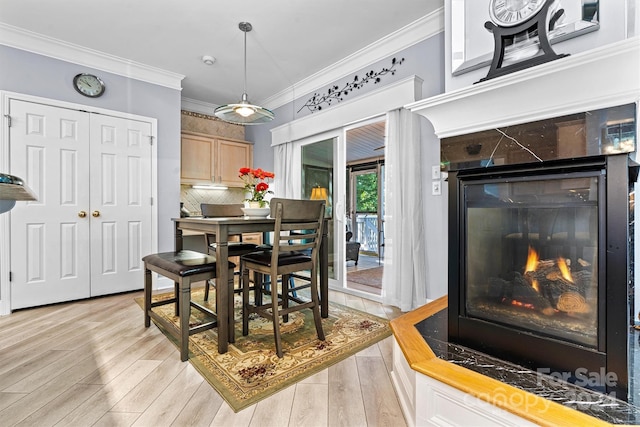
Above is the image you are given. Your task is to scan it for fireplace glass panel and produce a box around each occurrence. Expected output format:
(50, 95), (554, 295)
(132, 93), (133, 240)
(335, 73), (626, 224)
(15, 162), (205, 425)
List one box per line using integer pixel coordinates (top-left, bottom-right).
(464, 173), (599, 348)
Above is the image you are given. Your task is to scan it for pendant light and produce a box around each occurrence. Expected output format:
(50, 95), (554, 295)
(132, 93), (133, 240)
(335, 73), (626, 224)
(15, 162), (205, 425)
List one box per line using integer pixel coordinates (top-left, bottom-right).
(214, 22), (274, 125)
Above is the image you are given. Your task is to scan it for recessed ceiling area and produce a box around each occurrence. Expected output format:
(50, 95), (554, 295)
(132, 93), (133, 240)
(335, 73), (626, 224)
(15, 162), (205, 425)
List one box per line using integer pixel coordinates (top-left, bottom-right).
(347, 121), (386, 163)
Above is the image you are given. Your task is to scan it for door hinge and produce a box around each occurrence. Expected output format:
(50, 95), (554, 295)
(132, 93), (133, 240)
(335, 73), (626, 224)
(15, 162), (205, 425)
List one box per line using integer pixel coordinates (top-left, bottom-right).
(4, 115), (11, 127)
(150, 197), (154, 206)
(9, 271), (12, 282)
(149, 136), (155, 146)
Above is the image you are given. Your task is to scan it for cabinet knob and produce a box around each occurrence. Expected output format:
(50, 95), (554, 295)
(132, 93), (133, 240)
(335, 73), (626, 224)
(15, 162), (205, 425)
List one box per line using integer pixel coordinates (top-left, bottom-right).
(92, 210), (101, 218)
(78, 211), (87, 218)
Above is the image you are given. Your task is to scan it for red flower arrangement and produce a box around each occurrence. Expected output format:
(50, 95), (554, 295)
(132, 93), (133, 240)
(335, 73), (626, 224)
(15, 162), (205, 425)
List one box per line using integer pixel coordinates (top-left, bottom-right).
(238, 167), (275, 207)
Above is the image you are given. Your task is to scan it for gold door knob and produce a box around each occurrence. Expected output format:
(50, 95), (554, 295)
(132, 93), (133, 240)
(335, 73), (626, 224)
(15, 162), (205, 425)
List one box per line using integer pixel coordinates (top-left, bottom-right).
(92, 210), (100, 217)
(78, 211), (87, 218)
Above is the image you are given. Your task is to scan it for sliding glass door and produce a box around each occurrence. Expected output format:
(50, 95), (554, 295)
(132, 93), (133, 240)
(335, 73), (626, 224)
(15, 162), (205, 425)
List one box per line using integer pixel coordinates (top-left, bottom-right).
(301, 134), (345, 287)
(295, 117), (386, 300)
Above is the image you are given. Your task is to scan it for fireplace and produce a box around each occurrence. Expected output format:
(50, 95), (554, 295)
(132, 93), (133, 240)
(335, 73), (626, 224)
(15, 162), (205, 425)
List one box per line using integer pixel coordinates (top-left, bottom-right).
(444, 104), (637, 400)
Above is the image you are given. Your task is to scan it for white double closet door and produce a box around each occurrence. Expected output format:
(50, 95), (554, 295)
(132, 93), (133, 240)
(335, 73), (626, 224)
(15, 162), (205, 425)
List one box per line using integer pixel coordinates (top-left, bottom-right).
(9, 99), (153, 310)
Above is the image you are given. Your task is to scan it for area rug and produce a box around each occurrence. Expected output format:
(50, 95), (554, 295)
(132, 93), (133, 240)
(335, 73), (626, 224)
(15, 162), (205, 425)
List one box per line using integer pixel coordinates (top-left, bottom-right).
(347, 266), (383, 289)
(136, 288), (390, 412)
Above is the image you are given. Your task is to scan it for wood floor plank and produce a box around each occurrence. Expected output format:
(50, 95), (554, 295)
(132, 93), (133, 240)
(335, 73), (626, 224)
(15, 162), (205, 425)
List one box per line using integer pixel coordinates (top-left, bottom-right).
(138, 336), (178, 361)
(249, 385), (296, 427)
(171, 381), (224, 427)
(356, 356), (407, 427)
(211, 403), (255, 427)
(327, 356), (367, 427)
(299, 368), (328, 385)
(377, 336), (395, 373)
(362, 298), (389, 319)
(13, 383), (102, 427)
(0, 392), (27, 412)
(79, 333), (167, 385)
(289, 383), (328, 427)
(93, 411), (141, 427)
(356, 341), (382, 358)
(0, 317), (93, 362)
(109, 358), (186, 413)
(131, 363), (204, 426)
(57, 360), (162, 427)
(4, 333), (145, 393)
(343, 294), (367, 312)
(0, 350), (70, 391)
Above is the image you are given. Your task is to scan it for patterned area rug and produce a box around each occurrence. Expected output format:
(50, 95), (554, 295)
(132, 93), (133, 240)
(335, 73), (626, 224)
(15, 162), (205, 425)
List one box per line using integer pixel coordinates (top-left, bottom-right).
(347, 266), (383, 289)
(136, 288), (390, 412)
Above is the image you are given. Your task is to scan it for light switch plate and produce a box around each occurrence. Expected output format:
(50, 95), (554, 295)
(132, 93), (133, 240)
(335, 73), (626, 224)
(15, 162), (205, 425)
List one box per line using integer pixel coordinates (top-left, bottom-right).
(431, 165), (441, 180)
(432, 181), (441, 196)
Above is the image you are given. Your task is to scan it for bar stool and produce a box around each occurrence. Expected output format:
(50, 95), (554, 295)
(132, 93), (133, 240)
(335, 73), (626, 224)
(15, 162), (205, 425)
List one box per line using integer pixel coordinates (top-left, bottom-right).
(143, 250), (235, 361)
(241, 198), (326, 358)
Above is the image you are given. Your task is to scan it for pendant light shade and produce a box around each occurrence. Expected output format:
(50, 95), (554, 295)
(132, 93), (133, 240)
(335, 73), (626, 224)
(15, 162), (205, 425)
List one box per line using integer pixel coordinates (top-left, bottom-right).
(214, 22), (274, 125)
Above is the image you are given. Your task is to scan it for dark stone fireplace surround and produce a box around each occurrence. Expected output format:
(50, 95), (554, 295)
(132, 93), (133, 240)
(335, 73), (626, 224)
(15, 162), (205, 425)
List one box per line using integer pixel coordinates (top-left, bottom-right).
(406, 37), (640, 421)
(447, 152), (634, 399)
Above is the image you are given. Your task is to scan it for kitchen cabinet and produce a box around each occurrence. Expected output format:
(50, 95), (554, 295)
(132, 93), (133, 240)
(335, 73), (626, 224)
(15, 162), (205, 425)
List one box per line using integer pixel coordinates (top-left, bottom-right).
(180, 131), (253, 187)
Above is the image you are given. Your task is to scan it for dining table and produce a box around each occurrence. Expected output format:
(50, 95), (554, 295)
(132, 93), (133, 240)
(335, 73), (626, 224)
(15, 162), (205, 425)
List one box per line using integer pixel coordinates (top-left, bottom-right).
(173, 215), (329, 354)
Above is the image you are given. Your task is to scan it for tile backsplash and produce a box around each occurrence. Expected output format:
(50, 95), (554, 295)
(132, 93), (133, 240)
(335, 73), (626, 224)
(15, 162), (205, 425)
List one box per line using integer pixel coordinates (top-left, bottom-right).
(181, 185), (246, 216)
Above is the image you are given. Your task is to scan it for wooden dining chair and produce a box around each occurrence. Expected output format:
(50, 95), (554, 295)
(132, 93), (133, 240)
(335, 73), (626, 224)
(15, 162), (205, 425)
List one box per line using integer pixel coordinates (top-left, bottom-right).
(241, 198), (326, 357)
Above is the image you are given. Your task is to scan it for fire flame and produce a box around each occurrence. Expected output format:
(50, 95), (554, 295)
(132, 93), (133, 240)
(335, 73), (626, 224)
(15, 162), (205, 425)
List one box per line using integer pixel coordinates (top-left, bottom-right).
(525, 246), (539, 273)
(531, 279), (540, 292)
(524, 246), (574, 284)
(557, 257), (573, 283)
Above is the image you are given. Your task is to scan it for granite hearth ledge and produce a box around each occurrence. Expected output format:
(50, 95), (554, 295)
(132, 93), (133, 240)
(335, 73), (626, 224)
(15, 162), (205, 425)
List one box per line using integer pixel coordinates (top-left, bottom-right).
(390, 296), (640, 426)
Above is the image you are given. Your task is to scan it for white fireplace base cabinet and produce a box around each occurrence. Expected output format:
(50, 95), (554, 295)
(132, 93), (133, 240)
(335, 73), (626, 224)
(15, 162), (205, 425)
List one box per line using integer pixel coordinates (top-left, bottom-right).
(391, 340), (537, 427)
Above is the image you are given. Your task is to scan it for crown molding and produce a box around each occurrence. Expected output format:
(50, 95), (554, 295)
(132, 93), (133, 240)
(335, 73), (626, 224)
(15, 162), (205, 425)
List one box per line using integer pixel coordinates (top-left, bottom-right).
(181, 97), (219, 115)
(0, 23), (184, 90)
(262, 8), (444, 111)
(407, 37), (640, 139)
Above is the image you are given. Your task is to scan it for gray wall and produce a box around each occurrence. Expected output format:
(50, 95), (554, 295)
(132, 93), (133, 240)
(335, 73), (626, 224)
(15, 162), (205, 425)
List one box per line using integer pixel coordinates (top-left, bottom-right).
(0, 44), (182, 253)
(246, 33), (446, 171)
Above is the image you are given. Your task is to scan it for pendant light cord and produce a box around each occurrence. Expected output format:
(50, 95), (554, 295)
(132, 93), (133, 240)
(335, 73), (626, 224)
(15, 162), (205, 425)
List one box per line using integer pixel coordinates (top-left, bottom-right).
(243, 26), (247, 96)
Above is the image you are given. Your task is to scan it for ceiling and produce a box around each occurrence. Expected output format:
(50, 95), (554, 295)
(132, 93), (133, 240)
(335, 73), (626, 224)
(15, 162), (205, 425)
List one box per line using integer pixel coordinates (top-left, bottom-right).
(0, 0), (442, 109)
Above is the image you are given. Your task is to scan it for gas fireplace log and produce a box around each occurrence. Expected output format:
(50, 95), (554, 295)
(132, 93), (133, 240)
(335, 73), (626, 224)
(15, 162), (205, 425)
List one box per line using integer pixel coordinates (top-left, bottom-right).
(488, 275), (554, 315)
(556, 291), (590, 314)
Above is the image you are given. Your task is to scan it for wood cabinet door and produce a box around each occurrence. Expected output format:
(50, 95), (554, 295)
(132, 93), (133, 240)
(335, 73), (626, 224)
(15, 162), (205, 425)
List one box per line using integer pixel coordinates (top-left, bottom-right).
(180, 133), (213, 183)
(215, 138), (253, 186)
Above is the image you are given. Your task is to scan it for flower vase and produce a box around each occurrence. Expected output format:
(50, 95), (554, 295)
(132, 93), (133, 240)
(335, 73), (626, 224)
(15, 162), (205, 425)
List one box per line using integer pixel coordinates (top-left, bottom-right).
(246, 201), (262, 209)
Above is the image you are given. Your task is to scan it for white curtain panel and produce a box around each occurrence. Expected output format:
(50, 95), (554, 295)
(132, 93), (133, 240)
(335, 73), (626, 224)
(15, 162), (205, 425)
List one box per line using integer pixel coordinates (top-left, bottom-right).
(274, 142), (301, 199)
(382, 108), (428, 311)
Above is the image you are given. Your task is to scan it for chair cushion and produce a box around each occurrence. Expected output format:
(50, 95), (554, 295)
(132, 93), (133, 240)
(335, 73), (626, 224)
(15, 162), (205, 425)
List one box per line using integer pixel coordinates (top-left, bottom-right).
(143, 250), (236, 277)
(242, 250), (310, 267)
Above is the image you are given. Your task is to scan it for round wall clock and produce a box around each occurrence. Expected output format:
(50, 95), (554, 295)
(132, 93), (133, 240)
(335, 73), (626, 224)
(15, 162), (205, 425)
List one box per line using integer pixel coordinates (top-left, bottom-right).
(73, 73), (106, 98)
(489, 0), (546, 27)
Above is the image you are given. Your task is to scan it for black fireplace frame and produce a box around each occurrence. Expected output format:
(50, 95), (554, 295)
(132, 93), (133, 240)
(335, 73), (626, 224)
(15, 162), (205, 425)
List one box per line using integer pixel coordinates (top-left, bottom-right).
(448, 154), (634, 400)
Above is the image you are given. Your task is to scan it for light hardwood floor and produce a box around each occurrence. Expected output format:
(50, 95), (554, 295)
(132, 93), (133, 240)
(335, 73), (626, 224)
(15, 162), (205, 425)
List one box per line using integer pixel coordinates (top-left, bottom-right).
(0, 287), (407, 427)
